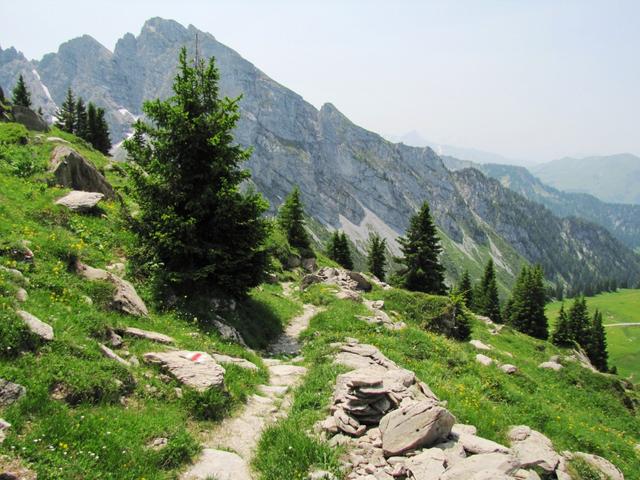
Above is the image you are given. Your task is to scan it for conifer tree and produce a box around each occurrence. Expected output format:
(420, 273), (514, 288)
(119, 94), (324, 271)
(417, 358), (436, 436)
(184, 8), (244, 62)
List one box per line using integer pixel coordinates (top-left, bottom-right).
(568, 296), (591, 348)
(506, 265), (548, 339)
(396, 201), (446, 294)
(327, 231), (353, 270)
(75, 98), (88, 140)
(92, 107), (112, 154)
(0, 86), (7, 118)
(327, 231), (341, 265)
(367, 233), (387, 281)
(587, 309), (608, 372)
(278, 186), (312, 254)
(476, 259), (501, 323)
(456, 270), (473, 307)
(124, 47), (269, 299)
(11, 74), (31, 107)
(56, 88), (76, 133)
(551, 303), (573, 347)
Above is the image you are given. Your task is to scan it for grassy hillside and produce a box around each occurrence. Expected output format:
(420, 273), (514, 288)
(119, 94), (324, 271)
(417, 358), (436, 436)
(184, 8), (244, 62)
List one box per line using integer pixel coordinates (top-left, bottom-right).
(0, 124), (301, 478)
(546, 289), (640, 380)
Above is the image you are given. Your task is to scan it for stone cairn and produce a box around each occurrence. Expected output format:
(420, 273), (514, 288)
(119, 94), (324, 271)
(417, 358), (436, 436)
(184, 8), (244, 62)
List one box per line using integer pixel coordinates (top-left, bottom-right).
(315, 339), (624, 480)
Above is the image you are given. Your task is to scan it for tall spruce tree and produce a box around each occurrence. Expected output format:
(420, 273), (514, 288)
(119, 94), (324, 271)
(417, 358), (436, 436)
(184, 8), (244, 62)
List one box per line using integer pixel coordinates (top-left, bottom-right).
(506, 265), (548, 339)
(93, 107), (112, 154)
(396, 201), (446, 294)
(327, 231), (353, 270)
(367, 233), (387, 281)
(56, 88), (76, 133)
(456, 270), (473, 307)
(11, 74), (31, 107)
(278, 186), (312, 254)
(124, 47), (269, 299)
(476, 259), (501, 323)
(588, 309), (609, 372)
(551, 303), (573, 347)
(75, 98), (88, 140)
(568, 296), (591, 348)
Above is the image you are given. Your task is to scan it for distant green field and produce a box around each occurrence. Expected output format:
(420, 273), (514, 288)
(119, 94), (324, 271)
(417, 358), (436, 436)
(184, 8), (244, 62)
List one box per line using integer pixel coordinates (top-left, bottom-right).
(546, 289), (640, 380)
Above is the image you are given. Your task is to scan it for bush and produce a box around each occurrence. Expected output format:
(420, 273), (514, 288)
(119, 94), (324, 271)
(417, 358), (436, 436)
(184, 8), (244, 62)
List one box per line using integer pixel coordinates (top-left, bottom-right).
(155, 430), (201, 469)
(183, 387), (233, 421)
(0, 122), (29, 145)
(0, 144), (44, 178)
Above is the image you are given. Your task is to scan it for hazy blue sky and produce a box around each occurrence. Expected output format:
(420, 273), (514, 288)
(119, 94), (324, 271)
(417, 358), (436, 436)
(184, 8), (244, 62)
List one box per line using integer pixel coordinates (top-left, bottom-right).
(3, 0), (639, 162)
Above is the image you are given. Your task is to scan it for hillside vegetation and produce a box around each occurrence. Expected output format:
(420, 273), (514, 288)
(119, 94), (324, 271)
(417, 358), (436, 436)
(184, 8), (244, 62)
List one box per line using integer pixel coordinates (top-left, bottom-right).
(546, 289), (640, 380)
(1, 121), (639, 479)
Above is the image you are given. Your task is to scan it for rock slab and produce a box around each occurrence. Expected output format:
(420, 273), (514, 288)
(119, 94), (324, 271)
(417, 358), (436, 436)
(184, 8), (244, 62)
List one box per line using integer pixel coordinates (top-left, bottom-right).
(49, 146), (115, 198)
(55, 190), (104, 212)
(143, 351), (225, 391)
(508, 426), (559, 472)
(16, 310), (54, 340)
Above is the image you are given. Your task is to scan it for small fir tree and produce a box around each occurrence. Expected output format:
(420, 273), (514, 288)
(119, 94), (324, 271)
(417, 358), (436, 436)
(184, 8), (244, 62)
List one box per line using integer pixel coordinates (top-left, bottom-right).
(396, 201), (446, 294)
(92, 107), (112, 154)
(551, 303), (573, 347)
(56, 88), (76, 133)
(568, 296), (591, 348)
(587, 309), (609, 372)
(75, 98), (88, 140)
(476, 259), (501, 323)
(506, 265), (548, 339)
(456, 270), (473, 307)
(278, 186), (312, 254)
(11, 74), (32, 107)
(124, 47), (269, 299)
(367, 233), (387, 281)
(327, 231), (353, 270)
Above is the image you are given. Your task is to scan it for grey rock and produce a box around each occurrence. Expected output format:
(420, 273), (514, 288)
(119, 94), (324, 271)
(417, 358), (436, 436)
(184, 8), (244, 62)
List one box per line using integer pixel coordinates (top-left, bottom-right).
(143, 351), (225, 391)
(212, 318), (247, 347)
(454, 433), (511, 455)
(538, 361), (563, 371)
(302, 257), (318, 272)
(15, 288), (28, 302)
(55, 190), (104, 212)
(120, 327), (174, 344)
(405, 449), (446, 480)
(0, 378), (26, 407)
(12, 105), (48, 131)
(16, 310), (54, 340)
(379, 400), (455, 456)
(500, 364), (518, 374)
(347, 271), (372, 291)
(439, 452), (521, 480)
(49, 146), (115, 198)
(211, 353), (258, 371)
(507, 426), (559, 472)
(475, 354), (493, 367)
(564, 451), (624, 480)
(99, 344), (131, 367)
(469, 340), (492, 351)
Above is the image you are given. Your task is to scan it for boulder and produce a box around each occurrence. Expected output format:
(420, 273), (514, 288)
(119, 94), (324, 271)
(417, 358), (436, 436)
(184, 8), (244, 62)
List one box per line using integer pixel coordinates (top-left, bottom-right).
(565, 452), (624, 480)
(469, 340), (492, 351)
(538, 361), (563, 371)
(475, 354), (493, 367)
(0, 418), (10, 443)
(211, 353), (258, 371)
(451, 424), (477, 436)
(0, 378), (26, 407)
(286, 255), (302, 269)
(302, 257), (317, 272)
(347, 271), (372, 291)
(143, 351), (225, 391)
(455, 433), (511, 455)
(507, 426), (559, 472)
(12, 105), (48, 131)
(405, 448), (447, 480)
(380, 400), (456, 456)
(98, 344), (131, 367)
(49, 146), (115, 198)
(301, 274), (322, 290)
(308, 470), (338, 480)
(55, 190), (104, 212)
(16, 310), (54, 340)
(212, 318), (247, 347)
(0, 454), (37, 480)
(120, 327), (174, 344)
(15, 288), (28, 303)
(76, 261), (148, 317)
(439, 452), (521, 480)
(0, 266), (27, 283)
(500, 364), (518, 374)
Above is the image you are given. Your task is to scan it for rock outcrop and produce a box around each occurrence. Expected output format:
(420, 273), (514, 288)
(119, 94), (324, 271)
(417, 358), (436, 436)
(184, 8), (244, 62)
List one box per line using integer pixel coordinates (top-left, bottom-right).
(143, 351), (225, 391)
(49, 146), (115, 198)
(11, 105), (48, 131)
(55, 190), (104, 212)
(0, 378), (26, 407)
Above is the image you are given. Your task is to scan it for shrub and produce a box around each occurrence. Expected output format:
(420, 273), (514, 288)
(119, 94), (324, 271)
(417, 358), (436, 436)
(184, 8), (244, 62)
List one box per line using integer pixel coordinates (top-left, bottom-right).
(155, 430), (201, 469)
(183, 387), (233, 421)
(0, 122), (29, 145)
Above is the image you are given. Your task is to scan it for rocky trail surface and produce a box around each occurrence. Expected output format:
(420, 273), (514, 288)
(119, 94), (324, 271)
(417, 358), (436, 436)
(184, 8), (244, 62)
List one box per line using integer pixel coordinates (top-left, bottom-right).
(181, 288), (322, 480)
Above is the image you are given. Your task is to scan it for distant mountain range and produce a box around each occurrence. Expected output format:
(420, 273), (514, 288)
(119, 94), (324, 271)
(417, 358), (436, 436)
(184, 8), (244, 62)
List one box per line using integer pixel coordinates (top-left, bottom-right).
(443, 157), (640, 252)
(1, 17), (638, 293)
(531, 154), (640, 205)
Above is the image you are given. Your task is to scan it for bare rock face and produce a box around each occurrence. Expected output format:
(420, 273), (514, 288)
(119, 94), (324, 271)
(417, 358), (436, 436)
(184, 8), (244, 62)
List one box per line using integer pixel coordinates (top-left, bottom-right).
(0, 379), (26, 407)
(76, 261), (148, 317)
(143, 351), (225, 391)
(379, 401), (456, 456)
(16, 310), (54, 341)
(507, 426), (559, 472)
(439, 452), (521, 480)
(564, 452), (624, 480)
(49, 146), (115, 198)
(55, 190), (104, 212)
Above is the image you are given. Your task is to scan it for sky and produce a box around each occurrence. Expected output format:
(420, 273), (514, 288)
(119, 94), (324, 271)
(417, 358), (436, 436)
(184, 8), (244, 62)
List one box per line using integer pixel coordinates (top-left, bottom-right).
(2, 0), (639, 163)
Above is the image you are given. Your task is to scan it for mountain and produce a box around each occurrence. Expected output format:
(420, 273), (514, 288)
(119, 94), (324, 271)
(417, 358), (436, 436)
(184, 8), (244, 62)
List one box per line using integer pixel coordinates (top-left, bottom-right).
(531, 154), (640, 205)
(442, 157), (640, 251)
(1, 17), (639, 292)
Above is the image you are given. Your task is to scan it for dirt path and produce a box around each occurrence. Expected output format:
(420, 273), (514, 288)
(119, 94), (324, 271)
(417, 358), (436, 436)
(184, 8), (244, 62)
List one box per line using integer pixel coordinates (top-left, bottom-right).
(181, 292), (321, 480)
(604, 323), (640, 327)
